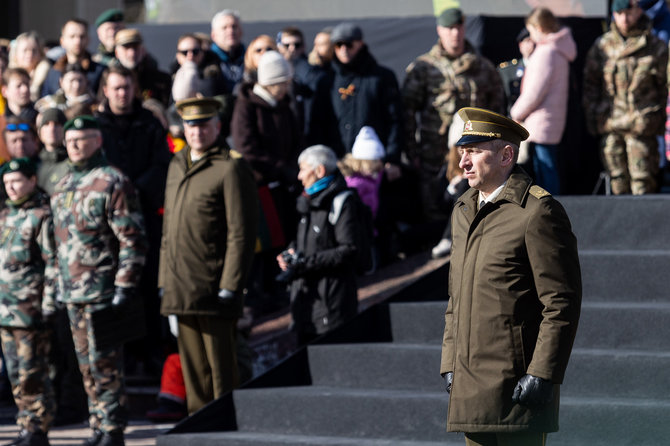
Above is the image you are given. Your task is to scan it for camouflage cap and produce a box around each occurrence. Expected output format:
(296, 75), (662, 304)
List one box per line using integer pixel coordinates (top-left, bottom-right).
(95, 8), (124, 28)
(115, 28), (142, 46)
(64, 115), (100, 132)
(612, 0), (634, 12)
(437, 8), (464, 27)
(1, 157), (37, 178)
(176, 97), (221, 124)
(455, 107), (529, 147)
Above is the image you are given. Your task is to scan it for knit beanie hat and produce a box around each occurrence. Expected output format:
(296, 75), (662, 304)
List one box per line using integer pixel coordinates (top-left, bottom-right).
(257, 51), (292, 86)
(352, 126), (385, 160)
(172, 61), (203, 101)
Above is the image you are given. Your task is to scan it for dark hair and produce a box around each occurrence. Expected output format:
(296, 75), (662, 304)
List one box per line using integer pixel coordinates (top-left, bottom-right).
(2, 67), (30, 86)
(3, 117), (37, 138)
(61, 18), (89, 35)
(279, 26), (304, 42)
(101, 64), (134, 87)
(63, 63), (86, 76)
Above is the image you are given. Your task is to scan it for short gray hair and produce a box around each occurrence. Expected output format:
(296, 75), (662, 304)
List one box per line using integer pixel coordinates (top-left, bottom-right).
(298, 145), (338, 174)
(211, 9), (241, 29)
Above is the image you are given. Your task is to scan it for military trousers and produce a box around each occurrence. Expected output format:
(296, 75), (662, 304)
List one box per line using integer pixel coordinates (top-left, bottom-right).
(177, 315), (238, 414)
(465, 431), (547, 446)
(0, 326), (55, 432)
(600, 133), (659, 195)
(67, 303), (127, 433)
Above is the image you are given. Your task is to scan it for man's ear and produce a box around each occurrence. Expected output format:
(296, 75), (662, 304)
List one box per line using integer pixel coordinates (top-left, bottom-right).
(500, 144), (515, 167)
(315, 164), (327, 179)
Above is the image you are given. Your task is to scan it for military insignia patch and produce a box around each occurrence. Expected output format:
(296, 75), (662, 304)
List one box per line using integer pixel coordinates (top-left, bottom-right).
(464, 120), (473, 131)
(9, 160), (19, 170)
(74, 118), (83, 129)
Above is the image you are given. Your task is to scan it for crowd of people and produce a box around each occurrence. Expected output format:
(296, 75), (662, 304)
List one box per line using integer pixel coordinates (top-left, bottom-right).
(0, 0), (666, 445)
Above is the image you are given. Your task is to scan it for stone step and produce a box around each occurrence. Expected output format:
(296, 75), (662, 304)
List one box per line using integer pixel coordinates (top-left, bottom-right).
(579, 250), (670, 301)
(157, 432), (463, 446)
(389, 301), (670, 350)
(307, 344), (670, 399)
(559, 195), (670, 250)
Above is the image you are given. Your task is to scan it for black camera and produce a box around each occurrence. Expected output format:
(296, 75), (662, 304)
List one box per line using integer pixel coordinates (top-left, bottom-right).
(276, 250), (305, 283)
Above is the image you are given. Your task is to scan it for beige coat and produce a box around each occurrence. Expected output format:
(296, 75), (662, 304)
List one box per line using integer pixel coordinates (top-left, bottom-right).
(441, 168), (581, 433)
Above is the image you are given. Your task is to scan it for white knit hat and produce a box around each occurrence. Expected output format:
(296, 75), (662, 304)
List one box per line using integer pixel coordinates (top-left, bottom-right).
(351, 126), (385, 160)
(257, 51), (292, 86)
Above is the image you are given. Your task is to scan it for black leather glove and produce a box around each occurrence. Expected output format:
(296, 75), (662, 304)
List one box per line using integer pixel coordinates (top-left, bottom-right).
(217, 289), (237, 303)
(443, 371), (454, 394)
(512, 374), (554, 408)
(112, 287), (134, 313)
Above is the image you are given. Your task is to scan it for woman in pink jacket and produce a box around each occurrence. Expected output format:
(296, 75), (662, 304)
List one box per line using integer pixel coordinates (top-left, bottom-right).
(510, 7), (576, 195)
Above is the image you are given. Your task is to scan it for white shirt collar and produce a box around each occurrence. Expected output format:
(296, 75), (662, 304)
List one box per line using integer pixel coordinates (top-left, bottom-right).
(478, 181), (507, 208)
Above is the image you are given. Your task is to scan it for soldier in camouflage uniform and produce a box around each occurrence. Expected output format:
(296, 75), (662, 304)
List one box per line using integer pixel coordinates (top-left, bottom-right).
(0, 157), (56, 446)
(583, 0), (668, 194)
(51, 116), (147, 446)
(402, 8), (504, 219)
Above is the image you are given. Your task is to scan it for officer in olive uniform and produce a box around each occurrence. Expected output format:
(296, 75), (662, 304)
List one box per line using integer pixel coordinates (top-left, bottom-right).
(0, 157), (56, 446)
(159, 98), (258, 414)
(497, 28), (535, 114)
(441, 108), (581, 446)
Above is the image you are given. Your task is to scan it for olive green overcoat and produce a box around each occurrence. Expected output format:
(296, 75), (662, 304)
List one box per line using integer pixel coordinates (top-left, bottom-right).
(159, 143), (258, 318)
(441, 168), (581, 433)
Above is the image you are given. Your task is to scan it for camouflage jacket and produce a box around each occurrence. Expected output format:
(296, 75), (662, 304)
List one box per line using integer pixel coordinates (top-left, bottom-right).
(51, 149), (147, 304)
(0, 191), (57, 327)
(402, 40), (504, 165)
(583, 17), (668, 136)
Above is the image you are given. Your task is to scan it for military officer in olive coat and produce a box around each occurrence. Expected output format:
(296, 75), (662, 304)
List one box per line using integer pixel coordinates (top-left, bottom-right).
(441, 108), (581, 446)
(159, 97), (258, 414)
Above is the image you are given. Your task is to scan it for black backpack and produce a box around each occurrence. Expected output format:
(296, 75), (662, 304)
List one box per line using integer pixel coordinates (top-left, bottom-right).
(329, 189), (377, 275)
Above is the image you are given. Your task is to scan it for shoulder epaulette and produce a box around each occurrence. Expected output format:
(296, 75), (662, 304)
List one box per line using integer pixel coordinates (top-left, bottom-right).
(529, 185), (551, 199)
(229, 149), (242, 159)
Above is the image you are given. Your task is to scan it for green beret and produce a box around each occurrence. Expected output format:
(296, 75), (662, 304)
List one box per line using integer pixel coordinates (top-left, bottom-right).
(176, 97), (221, 124)
(1, 157), (37, 178)
(95, 8), (124, 28)
(437, 8), (464, 27)
(612, 0), (633, 12)
(455, 107), (529, 147)
(64, 115), (100, 132)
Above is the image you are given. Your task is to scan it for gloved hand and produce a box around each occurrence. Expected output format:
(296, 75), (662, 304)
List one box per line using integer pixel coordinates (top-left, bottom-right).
(512, 374), (554, 408)
(443, 371), (454, 394)
(112, 287), (134, 313)
(217, 289), (236, 303)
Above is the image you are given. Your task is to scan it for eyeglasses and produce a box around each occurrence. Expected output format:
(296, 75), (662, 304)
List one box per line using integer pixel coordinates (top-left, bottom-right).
(5, 123), (31, 132)
(178, 48), (201, 56)
(334, 41), (354, 49)
(281, 41), (303, 49)
(254, 46), (274, 53)
(64, 134), (96, 146)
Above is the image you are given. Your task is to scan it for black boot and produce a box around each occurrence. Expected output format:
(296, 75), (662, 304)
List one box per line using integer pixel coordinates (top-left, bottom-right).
(16, 430), (50, 446)
(81, 429), (103, 446)
(99, 431), (124, 446)
(3, 430), (28, 446)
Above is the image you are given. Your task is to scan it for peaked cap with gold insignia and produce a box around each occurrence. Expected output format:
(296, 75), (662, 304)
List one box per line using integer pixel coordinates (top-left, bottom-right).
(455, 107), (529, 147)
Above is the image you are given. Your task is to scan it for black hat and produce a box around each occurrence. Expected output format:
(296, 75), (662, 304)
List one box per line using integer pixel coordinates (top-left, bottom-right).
(95, 8), (124, 28)
(64, 115), (100, 132)
(330, 22), (363, 44)
(611, 0), (634, 12)
(1, 157), (37, 178)
(455, 107), (529, 147)
(516, 28), (530, 43)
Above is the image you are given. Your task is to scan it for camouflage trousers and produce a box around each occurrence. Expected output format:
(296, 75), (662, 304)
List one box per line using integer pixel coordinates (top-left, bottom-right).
(67, 303), (127, 433)
(600, 133), (659, 195)
(0, 326), (55, 432)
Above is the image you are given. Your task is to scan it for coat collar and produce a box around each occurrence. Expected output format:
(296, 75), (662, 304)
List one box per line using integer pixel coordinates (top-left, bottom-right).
(457, 166), (533, 219)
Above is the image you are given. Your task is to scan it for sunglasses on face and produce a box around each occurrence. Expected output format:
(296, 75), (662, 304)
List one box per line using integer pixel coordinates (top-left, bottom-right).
(5, 123), (31, 132)
(254, 46), (274, 53)
(281, 41), (303, 49)
(178, 48), (201, 56)
(334, 41), (354, 49)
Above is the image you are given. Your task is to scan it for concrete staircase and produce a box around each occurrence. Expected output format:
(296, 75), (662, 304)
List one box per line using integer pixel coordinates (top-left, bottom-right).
(157, 195), (670, 446)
